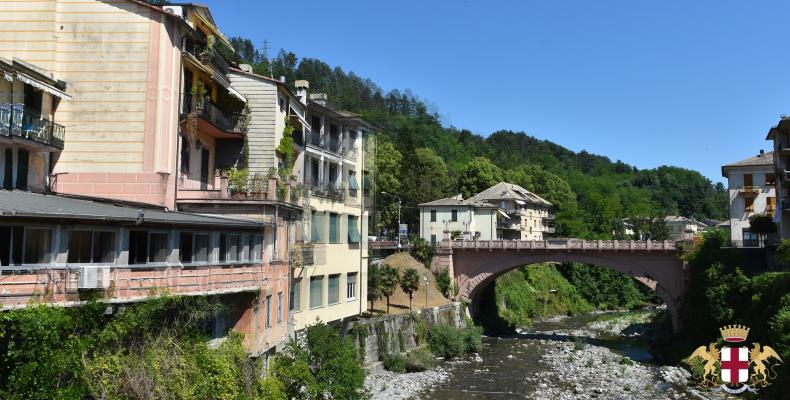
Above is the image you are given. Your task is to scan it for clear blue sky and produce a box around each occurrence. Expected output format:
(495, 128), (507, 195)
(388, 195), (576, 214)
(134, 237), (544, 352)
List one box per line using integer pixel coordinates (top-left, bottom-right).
(201, 0), (790, 183)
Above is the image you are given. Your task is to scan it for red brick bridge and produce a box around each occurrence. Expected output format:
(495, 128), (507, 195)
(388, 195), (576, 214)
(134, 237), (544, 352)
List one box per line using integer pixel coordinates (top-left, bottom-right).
(432, 239), (685, 331)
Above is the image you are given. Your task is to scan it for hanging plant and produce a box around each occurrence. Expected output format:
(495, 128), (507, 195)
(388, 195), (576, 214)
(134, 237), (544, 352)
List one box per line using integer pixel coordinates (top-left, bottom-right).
(275, 117), (297, 178)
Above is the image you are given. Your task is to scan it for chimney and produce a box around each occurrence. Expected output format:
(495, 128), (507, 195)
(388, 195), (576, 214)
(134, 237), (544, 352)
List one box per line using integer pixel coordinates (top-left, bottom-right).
(295, 80), (309, 105)
(238, 64), (253, 73)
(309, 93), (327, 106)
(279, 76), (286, 83)
(760, 149), (765, 156)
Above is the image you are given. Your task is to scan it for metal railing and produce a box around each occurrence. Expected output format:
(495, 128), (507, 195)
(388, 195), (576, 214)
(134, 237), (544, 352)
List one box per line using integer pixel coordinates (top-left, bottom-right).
(182, 95), (246, 134)
(228, 176), (268, 199)
(343, 145), (358, 160)
(544, 213), (556, 220)
(446, 239), (678, 252)
(308, 131), (322, 146)
(327, 137), (342, 154)
(1, 104), (65, 149)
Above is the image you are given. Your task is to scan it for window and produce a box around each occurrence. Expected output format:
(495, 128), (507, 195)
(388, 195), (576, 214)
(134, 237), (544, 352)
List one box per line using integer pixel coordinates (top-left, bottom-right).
(310, 276), (323, 309)
(24, 228), (52, 264)
(328, 274), (340, 304)
(0, 226), (52, 266)
(238, 234), (248, 262)
(290, 278), (301, 311)
(194, 233), (209, 262)
(430, 234), (437, 246)
(129, 231), (169, 264)
(311, 211), (323, 243)
(3, 148), (12, 190)
(745, 197), (755, 212)
(329, 213), (340, 243)
(451, 209), (458, 222)
(265, 294), (272, 328)
(277, 292), (283, 323)
(68, 230), (116, 264)
(265, 226), (274, 262)
(348, 171), (359, 196)
(228, 234), (240, 262)
(347, 215), (360, 244)
(346, 273), (357, 300)
(430, 210), (437, 222)
(744, 173), (753, 187)
(179, 232), (193, 263)
(180, 135), (190, 172)
(16, 149), (28, 190)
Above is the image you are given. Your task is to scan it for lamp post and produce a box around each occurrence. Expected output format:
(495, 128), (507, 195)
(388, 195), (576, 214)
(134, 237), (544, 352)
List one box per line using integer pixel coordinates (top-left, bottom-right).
(380, 191), (402, 246)
(423, 273), (429, 309)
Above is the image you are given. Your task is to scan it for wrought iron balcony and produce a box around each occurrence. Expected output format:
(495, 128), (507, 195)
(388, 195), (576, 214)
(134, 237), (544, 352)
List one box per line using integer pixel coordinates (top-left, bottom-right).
(305, 131), (343, 155)
(0, 104), (65, 149)
(182, 95), (246, 135)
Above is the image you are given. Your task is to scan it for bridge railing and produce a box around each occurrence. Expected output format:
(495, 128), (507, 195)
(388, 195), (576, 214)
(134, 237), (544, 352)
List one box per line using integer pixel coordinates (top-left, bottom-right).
(445, 239), (677, 252)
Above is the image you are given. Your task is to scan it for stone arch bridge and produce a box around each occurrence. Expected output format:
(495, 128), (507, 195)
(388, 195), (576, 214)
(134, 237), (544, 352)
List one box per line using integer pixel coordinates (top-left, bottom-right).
(431, 239), (685, 331)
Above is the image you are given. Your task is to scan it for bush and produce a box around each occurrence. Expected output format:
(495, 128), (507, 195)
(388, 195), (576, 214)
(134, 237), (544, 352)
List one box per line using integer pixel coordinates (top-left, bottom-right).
(434, 267), (453, 299)
(271, 321), (366, 400)
(405, 348), (435, 372)
(383, 353), (406, 373)
(427, 323), (483, 359)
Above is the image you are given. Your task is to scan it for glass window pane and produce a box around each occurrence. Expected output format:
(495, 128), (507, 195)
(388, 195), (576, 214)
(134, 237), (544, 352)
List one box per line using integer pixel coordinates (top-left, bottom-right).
(311, 212), (322, 243)
(252, 234), (263, 261)
(347, 272), (357, 300)
(328, 274), (339, 304)
(68, 231), (92, 264)
(24, 228), (51, 264)
(149, 233), (168, 263)
(93, 231), (116, 263)
(219, 233), (227, 262)
(11, 226), (23, 265)
(277, 292), (283, 323)
(179, 232), (193, 263)
(309, 276), (323, 309)
(228, 234), (239, 262)
(129, 231), (148, 265)
(265, 295), (272, 328)
(290, 278), (301, 311)
(238, 234), (247, 262)
(194, 234), (209, 263)
(0, 227), (10, 266)
(329, 213), (339, 243)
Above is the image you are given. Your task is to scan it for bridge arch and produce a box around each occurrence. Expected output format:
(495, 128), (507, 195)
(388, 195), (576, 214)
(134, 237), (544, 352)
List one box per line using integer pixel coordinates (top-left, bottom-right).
(435, 240), (686, 331)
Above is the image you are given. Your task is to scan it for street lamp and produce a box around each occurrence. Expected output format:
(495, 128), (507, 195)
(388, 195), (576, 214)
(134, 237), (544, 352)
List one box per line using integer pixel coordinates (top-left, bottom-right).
(380, 191), (402, 246)
(423, 273), (429, 309)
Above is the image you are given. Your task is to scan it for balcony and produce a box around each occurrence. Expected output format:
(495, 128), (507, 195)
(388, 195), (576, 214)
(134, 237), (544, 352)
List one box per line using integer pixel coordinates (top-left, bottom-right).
(0, 104), (65, 149)
(304, 180), (345, 202)
(305, 131), (343, 155)
(183, 95), (246, 136)
(543, 213), (556, 220)
(497, 220), (521, 230)
(183, 37), (230, 76)
(543, 226), (556, 234)
(740, 186), (761, 196)
(343, 144), (358, 160)
(178, 175), (303, 206)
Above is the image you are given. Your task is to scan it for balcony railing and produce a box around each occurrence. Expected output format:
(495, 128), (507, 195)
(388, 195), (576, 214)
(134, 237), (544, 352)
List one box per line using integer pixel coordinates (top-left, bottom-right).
(183, 95), (246, 135)
(0, 104), (65, 149)
(343, 145), (358, 160)
(304, 181), (345, 202)
(308, 131), (322, 146)
(305, 131), (343, 155)
(327, 137), (341, 154)
(543, 213), (556, 220)
(184, 37), (230, 76)
(740, 186), (761, 196)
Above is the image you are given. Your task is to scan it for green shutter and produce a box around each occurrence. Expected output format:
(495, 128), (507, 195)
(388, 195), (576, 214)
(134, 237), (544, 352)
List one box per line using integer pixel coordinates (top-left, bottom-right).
(348, 173), (359, 190)
(348, 216), (360, 243)
(311, 212), (323, 243)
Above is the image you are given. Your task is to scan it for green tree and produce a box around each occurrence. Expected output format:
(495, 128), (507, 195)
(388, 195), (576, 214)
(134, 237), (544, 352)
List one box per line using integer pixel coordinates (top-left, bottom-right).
(398, 147), (453, 228)
(375, 139), (402, 194)
(434, 267), (453, 298)
(400, 268), (421, 310)
(409, 236), (436, 269)
(457, 156), (503, 198)
(272, 321), (366, 400)
(379, 265), (401, 314)
(367, 262), (382, 311)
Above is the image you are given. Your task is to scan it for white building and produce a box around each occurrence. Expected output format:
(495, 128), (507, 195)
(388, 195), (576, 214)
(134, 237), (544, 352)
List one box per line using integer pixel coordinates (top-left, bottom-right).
(721, 150), (776, 246)
(419, 182), (553, 244)
(664, 215), (710, 242)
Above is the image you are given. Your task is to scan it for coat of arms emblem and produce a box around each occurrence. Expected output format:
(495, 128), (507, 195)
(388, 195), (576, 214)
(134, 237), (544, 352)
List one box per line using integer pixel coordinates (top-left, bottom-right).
(685, 325), (783, 394)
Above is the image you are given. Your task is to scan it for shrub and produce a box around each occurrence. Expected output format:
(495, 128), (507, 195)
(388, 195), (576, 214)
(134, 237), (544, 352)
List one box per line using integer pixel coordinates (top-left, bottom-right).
(434, 267), (453, 299)
(271, 321), (366, 400)
(427, 323), (483, 359)
(405, 348), (435, 372)
(383, 353), (406, 373)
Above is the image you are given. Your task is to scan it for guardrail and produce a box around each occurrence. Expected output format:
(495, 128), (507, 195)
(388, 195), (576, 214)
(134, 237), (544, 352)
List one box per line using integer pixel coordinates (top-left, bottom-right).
(183, 95), (246, 134)
(445, 239), (677, 252)
(1, 103), (66, 149)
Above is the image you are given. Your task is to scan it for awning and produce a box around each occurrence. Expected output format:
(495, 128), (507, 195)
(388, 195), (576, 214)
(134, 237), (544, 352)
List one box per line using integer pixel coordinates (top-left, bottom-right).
(212, 72), (246, 103)
(497, 209), (510, 219)
(515, 200), (525, 205)
(348, 174), (359, 190)
(17, 73), (71, 101)
(348, 220), (360, 243)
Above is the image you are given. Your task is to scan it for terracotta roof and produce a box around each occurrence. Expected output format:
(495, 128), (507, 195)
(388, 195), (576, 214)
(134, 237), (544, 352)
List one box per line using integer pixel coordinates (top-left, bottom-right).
(470, 182), (552, 207)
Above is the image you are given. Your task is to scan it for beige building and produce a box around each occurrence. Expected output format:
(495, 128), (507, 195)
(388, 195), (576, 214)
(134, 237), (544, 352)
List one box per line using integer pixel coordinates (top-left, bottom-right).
(419, 182), (554, 243)
(766, 118), (790, 239)
(664, 215), (709, 241)
(721, 151), (776, 246)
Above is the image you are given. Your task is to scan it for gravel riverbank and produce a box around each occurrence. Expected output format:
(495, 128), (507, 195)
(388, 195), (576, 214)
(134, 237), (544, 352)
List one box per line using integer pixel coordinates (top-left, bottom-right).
(365, 366), (451, 400)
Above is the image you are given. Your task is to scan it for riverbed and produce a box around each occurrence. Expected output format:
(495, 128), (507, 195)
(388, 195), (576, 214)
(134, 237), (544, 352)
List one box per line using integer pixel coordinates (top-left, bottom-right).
(365, 310), (728, 400)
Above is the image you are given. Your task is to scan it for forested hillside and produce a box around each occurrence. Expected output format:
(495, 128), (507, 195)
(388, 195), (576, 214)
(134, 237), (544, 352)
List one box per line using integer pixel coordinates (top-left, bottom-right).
(227, 38), (728, 238)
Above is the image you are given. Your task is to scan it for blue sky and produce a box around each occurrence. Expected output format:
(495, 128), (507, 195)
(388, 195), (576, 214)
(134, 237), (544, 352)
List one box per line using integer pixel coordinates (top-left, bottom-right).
(201, 0), (790, 183)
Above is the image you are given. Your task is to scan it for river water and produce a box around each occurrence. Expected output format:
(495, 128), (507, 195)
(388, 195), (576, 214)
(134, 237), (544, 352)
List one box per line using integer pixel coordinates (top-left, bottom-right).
(412, 310), (698, 400)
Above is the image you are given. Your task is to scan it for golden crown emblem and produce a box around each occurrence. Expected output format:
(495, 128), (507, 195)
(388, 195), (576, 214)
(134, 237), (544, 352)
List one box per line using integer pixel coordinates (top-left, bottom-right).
(720, 325), (750, 342)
